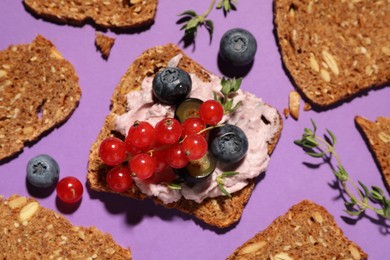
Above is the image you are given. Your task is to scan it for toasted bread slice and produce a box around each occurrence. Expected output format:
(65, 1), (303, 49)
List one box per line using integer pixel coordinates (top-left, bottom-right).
(355, 116), (390, 191)
(95, 33), (115, 60)
(23, 0), (158, 30)
(227, 200), (367, 259)
(274, 0), (390, 108)
(0, 35), (81, 161)
(87, 44), (283, 228)
(0, 194), (131, 259)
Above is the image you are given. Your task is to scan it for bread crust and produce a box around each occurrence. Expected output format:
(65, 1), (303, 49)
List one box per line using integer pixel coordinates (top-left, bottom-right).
(0, 35), (81, 161)
(355, 116), (390, 192)
(274, 0), (390, 108)
(0, 194), (131, 259)
(87, 44), (283, 228)
(227, 200), (368, 259)
(23, 0), (158, 30)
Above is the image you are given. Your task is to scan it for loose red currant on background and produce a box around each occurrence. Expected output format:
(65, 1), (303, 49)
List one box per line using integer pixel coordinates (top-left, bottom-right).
(99, 137), (127, 166)
(166, 143), (189, 168)
(56, 176), (83, 204)
(129, 153), (156, 180)
(155, 118), (182, 144)
(199, 100), (224, 125)
(106, 165), (133, 192)
(182, 134), (208, 160)
(181, 117), (206, 138)
(151, 150), (169, 173)
(126, 121), (156, 149)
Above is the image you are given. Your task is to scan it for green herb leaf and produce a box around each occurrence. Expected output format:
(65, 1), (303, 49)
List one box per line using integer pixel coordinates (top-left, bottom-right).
(217, 77), (242, 114)
(216, 0), (238, 13)
(218, 183), (231, 197)
(305, 151), (325, 158)
(326, 129), (337, 146)
(296, 119), (390, 221)
(222, 171), (239, 177)
(178, 10), (197, 17)
(310, 118), (317, 134)
(344, 209), (364, 216)
(358, 181), (370, 198)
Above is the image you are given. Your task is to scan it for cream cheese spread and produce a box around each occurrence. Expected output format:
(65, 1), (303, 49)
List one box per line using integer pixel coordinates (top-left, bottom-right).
(115, 70), (280, 204)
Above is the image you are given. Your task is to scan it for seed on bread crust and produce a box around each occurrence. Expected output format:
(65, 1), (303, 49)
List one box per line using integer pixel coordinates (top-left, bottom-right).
(18, 201), (40, 222)
(8, 196), (28, 209)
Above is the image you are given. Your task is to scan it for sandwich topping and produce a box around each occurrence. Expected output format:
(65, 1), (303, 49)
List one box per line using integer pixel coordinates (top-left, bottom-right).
(101, 55), (280, 204)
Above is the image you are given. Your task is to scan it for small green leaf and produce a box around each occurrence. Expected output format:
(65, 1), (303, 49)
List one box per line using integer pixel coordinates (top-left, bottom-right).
(326, 129), (337, 146)
(167, 182), (182, 190)
(344, 200), (356, 208)
(358, 181), (370, 198)
(178, 10), (197, 17)
(310, 119), (317, 134)
(218, 183), (232, 197)
(222, 171), (239, 177)
(335, 166), (348, 182)
(344, 209), (364, 216)
(384, 206), (390, 219)
(185, 17), (200, 30)
(305, 151), (325, 158)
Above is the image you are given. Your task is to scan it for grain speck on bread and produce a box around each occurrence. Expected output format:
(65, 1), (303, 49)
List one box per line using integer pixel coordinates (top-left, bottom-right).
(0, 195), (132, 259)
(227, 200), (367, 259)
(0, 35), (81, 161)
(355, 116), (390, 191)
(22, 0), (158, 30)
(274, 0), (390, 108)
(87, 44), (283, 228)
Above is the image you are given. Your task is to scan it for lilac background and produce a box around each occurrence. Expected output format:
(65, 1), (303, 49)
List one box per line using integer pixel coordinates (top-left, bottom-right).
(1, 0), (389, 259)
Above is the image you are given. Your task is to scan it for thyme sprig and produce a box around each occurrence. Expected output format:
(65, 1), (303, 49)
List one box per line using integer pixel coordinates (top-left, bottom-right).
(214, 77), (242, 114)
(294, 119), (390, 220)
(216, 171), (239, 197)
(177, 0), (238, 43)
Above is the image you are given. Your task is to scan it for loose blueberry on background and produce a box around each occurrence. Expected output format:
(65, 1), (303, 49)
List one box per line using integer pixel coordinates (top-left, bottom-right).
(152, 67), (192, 105)
(219, 28), (257, 67)
(26, 154), (60, 188)
(209, 124), (248, 164)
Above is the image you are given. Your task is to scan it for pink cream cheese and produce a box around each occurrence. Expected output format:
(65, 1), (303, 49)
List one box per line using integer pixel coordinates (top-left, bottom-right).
(115, 72), (280, 204)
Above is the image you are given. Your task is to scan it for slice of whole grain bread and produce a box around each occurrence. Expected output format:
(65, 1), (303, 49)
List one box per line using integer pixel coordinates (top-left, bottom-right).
(227, 200), (367, 259)
(87, 43), (283, 228)
(274, 0), (390, 108)
(0, 194), (131, 259)
(355, 116), (390, 191)
(0, 35), (81, 161)
(23, 0), (158, 30)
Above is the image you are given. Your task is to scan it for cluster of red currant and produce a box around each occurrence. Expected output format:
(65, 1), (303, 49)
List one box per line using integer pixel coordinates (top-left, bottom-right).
(99, 99), (225, 192)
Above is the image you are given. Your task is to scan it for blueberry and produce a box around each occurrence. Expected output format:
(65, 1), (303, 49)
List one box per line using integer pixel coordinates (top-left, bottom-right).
(209, 124), (248, 164)
(152, 67), (192, 105)
(219, 28), (257, 67)
(27, 154), (60, 188)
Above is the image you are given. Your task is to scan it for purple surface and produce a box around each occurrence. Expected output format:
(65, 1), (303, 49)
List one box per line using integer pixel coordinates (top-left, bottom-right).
(1, 0), (389, 259)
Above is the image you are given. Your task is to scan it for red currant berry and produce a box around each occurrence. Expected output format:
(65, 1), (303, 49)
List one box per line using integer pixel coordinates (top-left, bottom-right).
(166, 143), (189, 168)
(125, 142), (144, 156)
(56, 176), (83, 204)
(106, 165), (133, 192)
(144, 167), (177, 184)
(129, 153), (156, 179)
(182, 134), (208, 160)
(181, 117), (206, 138)
(126, 121), (156, 149)
(99, 137), (127, 166)
(199, 100), (224, 125)
(155, 118), (182, 144)
(151, 150), (169, 173)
